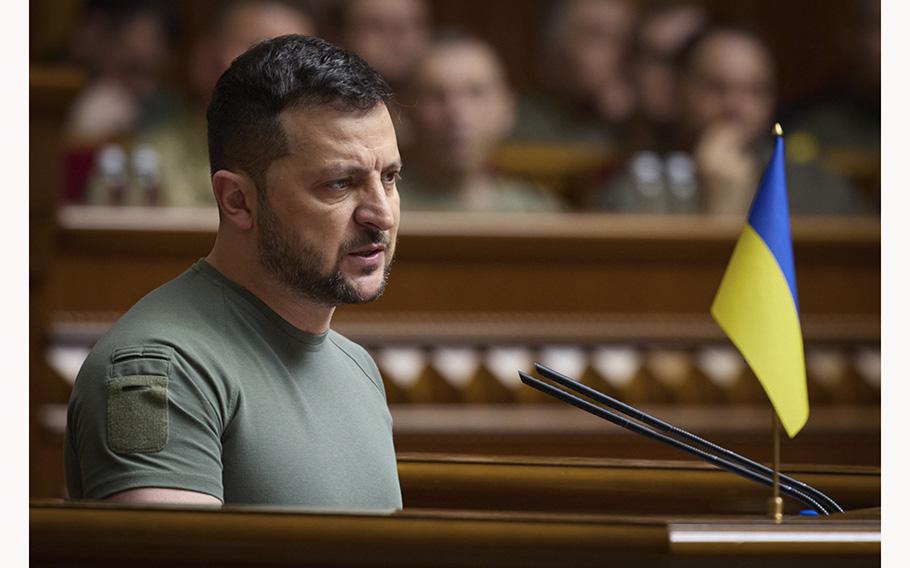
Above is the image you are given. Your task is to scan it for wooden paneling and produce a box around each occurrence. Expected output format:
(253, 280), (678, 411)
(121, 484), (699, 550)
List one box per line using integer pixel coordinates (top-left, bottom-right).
(390, 405), (880, 467)
(395, 454), (880, 516)
(30, 65), (85, 503)
(45, 209), (880, 326)
(30, 500), (880, 567)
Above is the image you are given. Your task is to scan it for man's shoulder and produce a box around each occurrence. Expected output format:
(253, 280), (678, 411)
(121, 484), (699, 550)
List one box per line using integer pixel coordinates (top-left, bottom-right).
(326, 330), (385, 395)
(327, 330), (375, 368)
(75, 264), (227, 382)
(112, 263), (223, 336)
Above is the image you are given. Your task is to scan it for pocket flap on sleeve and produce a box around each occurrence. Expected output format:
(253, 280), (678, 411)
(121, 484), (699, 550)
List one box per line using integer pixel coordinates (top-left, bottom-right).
(107, 375), (169, 454)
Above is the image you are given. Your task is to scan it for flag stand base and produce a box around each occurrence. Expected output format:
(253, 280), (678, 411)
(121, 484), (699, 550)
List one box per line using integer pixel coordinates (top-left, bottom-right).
(768, 496), (783, 523)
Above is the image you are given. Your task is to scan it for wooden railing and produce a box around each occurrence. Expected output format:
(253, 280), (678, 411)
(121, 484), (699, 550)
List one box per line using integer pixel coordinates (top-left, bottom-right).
(395, 453), (879, 516)
(45, 208), (880, 321)
(31, 500), (880, 567)
(30, 455), (882, 564)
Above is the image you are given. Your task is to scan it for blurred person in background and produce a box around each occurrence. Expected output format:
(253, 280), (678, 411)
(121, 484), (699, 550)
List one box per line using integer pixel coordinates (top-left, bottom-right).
(65, 0), (180, 144)
(85, 0), (317, 207)
(599, 24), (867, 216)
(783, 0), (880, 211)
(329, 0), (431, 145)
(627, 0), (706, 152)
(785, 0), (879, 152)
(398, 33), (565, 213)
(511, 0), (638, 146)
(330, 0), (431, 92)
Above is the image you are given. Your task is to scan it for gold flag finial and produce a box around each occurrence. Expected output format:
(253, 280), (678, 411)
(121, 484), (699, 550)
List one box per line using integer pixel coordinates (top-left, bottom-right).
(773, 122), (783, 137)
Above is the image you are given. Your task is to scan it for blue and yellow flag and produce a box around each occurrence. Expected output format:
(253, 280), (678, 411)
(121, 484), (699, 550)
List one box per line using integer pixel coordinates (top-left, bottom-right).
(711, 125), (808, 438)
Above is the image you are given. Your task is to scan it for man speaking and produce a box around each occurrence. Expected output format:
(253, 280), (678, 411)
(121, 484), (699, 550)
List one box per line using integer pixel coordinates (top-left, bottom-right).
(64, 35), (403, 509)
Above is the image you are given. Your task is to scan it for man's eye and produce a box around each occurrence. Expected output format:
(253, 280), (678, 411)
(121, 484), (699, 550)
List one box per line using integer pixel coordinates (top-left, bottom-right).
(330, 179), (353, 190)
(383, 171), (402, 184)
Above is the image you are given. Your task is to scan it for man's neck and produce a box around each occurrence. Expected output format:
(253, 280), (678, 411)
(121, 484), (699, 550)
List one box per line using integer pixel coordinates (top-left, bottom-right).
(206, 236), (335, 334)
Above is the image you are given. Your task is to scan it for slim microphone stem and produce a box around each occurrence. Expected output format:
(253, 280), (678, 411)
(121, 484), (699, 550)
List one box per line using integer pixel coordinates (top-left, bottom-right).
(520, 372), (829, 514)
(534, 363), (843, 513)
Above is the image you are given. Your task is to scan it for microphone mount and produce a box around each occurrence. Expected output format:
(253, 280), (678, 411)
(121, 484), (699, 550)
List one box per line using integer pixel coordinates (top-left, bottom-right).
(519, 363), (844, 516)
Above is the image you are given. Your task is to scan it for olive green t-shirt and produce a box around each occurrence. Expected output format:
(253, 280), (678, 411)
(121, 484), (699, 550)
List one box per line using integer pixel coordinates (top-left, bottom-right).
(64, 260), (402, 510)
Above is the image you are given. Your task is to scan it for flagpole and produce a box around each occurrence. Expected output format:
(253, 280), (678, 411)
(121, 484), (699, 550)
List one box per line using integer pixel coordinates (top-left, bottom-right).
(766, 121), (785, 524)
(768, 411), (783, 523)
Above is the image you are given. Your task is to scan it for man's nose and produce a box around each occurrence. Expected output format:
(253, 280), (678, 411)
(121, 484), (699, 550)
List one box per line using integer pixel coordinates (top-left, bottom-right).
(355, 177), (396, 231)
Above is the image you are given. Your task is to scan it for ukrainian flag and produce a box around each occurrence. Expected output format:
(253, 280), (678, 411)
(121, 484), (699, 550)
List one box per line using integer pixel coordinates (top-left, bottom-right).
(711, 124), (809, 438)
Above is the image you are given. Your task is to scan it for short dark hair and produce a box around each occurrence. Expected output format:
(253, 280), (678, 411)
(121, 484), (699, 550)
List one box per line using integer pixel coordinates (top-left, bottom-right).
(206, 34), (393, 190)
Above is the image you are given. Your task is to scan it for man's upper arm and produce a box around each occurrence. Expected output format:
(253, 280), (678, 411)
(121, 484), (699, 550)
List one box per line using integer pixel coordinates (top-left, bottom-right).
(67, 343), (228, 502)
(106, 487), (222, 505)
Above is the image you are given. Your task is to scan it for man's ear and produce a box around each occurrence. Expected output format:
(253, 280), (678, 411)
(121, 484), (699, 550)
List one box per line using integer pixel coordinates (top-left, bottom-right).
(212, 169), (256, 231)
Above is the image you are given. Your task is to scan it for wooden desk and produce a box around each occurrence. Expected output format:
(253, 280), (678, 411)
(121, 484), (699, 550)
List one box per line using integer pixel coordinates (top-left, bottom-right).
(30, 500), (880, 567)
(396, 454), (879, 516)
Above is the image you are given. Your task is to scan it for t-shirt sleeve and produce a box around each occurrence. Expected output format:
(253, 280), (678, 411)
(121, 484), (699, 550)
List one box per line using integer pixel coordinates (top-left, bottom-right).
(66, 343), (227, 501)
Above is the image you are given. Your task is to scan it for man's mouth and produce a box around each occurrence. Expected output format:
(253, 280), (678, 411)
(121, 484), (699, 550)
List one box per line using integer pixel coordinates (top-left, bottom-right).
(348, 244), (385, 260)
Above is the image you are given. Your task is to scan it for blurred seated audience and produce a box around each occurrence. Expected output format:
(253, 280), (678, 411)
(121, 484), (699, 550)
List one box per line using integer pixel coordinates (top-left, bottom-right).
(398, 33), (566, 212)
(784, 0), (879, 153)
(330, 0), (431, 93)
(598, 25), (869, 216)
(84, 0), (316, 207)
(329, 0), (431, 145)
(65, 0), (180, 144)
(782, 0), (879, 211)
(511, 0), (638, 146)
(61, 0), (180, 203)
(627, 0), (706, 152)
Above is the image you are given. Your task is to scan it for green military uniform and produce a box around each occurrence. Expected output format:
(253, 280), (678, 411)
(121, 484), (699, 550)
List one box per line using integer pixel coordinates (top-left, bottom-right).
(398, 170), (565, 213)
(599, 146), (870, 216)
(511, 91), (618, 146)
(65, 260), (402, 510)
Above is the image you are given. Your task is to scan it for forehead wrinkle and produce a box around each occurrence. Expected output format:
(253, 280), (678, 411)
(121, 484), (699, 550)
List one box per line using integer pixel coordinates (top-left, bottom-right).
(310, 135), (400, 174)
(277, 108), (400, 176)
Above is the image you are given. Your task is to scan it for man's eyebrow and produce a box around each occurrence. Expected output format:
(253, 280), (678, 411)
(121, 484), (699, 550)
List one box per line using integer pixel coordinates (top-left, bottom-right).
(318, 164), (372, 178)
(316, 159), (403, 179)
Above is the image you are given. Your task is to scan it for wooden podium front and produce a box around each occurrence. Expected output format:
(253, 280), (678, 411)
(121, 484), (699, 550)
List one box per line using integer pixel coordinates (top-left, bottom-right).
(395, 454), (879, 516)
(31, 455), (880, 567)
(30, 502), (880, 567)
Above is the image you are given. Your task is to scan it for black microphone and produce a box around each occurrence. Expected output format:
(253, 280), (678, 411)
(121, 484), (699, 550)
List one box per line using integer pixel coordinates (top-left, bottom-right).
(519, 364), (842, 515)
(533, 362), (843, 514)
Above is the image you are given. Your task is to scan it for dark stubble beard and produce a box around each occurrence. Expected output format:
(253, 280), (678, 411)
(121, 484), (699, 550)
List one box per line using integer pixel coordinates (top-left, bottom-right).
(256, 197), (393, 307)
